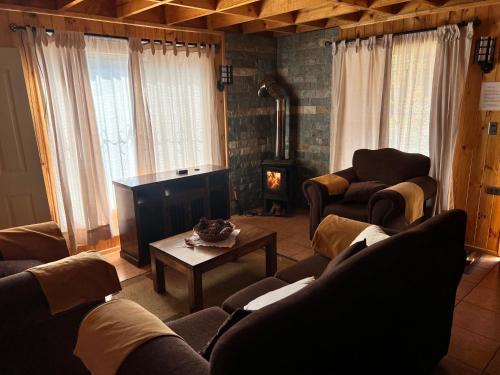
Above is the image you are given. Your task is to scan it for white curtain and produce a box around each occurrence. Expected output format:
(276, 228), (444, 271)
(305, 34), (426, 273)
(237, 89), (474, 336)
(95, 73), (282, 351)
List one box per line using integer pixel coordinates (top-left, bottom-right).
(128, 38), (156, 175)
(329, 35), (393, 172)
(32, 29), (111, 250)
(85, 36), (136, 235)
(388, 31), (438, 155)
(132, 40), (222, 171)
(429, 23), (473, 213)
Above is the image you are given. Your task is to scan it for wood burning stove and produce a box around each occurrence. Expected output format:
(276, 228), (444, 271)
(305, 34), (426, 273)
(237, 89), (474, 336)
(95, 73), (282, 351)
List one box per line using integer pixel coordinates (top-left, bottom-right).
(262, 159), (295, 215)
(258, 76), (295, 216)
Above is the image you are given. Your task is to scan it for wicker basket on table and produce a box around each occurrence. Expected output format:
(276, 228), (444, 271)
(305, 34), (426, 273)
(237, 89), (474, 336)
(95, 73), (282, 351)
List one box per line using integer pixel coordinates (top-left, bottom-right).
(193, 218), (235, 243)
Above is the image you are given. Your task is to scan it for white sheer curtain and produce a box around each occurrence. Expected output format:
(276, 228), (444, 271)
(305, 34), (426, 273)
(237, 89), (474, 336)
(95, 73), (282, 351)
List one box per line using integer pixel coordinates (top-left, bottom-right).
(330, 36), (393, 172)
(388, 31), (437, 155)
(31, 29), (111, 250)
(430, 23), (473, 212)
(132, 40), (222, 171)
(85, 36), (136, 234)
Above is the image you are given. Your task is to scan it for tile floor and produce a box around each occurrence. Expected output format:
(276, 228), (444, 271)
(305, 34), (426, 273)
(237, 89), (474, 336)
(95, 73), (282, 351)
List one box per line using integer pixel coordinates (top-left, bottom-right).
(104, 210), (500, 374)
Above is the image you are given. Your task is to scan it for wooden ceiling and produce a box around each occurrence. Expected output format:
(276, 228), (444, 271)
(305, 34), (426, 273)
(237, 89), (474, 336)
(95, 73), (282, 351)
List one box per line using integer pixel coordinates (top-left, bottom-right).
(1, 0), (500, 36)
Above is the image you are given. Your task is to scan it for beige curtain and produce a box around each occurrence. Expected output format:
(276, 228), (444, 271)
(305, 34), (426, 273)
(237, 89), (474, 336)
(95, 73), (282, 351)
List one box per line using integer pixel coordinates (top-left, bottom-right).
(329, 35), (393, 172)
(128, 38), (156, 175)
(429, 23), (473, 213)
(17, 30), (59, 223)
(30, 28), (111, 251)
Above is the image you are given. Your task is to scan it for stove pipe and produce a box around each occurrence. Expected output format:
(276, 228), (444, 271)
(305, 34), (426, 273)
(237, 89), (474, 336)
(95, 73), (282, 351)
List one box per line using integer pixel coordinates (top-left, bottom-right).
(258, 77), (288, 160)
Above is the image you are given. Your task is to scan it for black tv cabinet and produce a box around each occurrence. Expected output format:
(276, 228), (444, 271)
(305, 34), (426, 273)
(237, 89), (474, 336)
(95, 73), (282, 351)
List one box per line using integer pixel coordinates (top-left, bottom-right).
(113, 165), (230, 267)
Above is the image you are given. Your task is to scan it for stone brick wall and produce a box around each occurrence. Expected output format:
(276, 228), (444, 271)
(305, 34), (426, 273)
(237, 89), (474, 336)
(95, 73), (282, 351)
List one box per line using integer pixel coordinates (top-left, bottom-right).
(225, 33), (277, 213)
(225, 29), (338, 212)
(277, 28), (339, 205)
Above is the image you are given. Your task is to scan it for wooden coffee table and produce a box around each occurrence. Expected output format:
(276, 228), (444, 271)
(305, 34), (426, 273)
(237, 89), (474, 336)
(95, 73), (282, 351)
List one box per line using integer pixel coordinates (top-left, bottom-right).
(149, 224), (277, 313)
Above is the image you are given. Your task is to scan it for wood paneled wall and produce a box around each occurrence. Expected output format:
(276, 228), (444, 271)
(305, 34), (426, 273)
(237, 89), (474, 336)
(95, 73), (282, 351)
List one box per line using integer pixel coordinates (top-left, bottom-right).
(341, 5), (500, 255)
(0, 9), (228, 166)
(454, 6), (500, 256)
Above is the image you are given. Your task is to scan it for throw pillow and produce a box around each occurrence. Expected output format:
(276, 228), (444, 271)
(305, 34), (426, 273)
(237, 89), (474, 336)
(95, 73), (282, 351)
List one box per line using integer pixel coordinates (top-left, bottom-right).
(342, 181), (388, 203)
(199, 308), (252, 360)
(350, 225), (389, 247)
(320, 240), (367, 278)
(244, 276), (315, 311)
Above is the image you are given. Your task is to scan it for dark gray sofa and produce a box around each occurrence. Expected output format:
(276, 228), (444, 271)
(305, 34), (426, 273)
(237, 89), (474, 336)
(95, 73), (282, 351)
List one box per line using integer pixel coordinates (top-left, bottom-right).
(118, 210), (466, 375)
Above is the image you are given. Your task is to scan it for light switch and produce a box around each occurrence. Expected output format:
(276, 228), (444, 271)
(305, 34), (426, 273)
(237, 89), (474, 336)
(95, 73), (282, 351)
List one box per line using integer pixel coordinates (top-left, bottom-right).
(488, 122), (498, 135)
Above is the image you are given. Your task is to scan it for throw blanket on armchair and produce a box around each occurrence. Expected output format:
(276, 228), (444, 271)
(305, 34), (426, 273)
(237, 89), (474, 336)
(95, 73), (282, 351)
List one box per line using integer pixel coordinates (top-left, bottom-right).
(312, 215), (369, 258)
(386, 182), (424, 224)
(311, 174), (350, 195)
(75, 299), (178, 375)
(28, 251), (121, 315)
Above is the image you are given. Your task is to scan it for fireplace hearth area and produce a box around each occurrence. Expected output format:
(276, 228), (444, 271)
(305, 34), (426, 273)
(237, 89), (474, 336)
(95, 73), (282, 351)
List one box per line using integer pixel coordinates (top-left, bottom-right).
(262, 159), (295, 216)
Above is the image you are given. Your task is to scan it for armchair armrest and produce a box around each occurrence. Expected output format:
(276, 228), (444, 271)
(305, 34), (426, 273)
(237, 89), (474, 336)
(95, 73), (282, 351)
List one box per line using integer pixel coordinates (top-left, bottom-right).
(0, 221), (69, 263)
(407, 176), (437, 200)
(118, 336), (209, 375)
(303, 167), (357, 239)
(368, 175), (436, 227)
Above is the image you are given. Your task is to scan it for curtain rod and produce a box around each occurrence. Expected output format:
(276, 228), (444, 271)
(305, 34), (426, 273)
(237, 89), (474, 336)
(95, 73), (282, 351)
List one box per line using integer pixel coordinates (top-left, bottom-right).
(9, 23), (219, 48)
(324, 18), (480, 46)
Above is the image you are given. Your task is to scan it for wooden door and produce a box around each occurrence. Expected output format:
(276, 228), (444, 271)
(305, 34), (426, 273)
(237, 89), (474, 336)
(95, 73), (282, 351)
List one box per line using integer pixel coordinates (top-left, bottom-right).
(0, 47), (51, 229)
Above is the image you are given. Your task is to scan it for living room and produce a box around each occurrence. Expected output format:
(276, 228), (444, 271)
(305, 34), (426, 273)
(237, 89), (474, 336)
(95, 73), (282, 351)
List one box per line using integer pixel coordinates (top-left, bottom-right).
(0, 0), (499, 374)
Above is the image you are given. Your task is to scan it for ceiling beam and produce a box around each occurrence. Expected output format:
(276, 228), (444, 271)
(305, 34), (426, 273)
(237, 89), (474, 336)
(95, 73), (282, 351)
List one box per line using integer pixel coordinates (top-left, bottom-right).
(117, 0), (174, 18)
(339, 0), (500, 29)
(209, 12), (254, 28)
(0, 2), (224, 36)
(169, 0), (215, 10)
(258, 0), (329, 18)
(56, 0), (85, 10)
(216, 0), (260, 11)
(295, 3), (359, 24)
(325, 12), (363, 27)
(165, 4), (214, 24)
(242, 18), (290, 33)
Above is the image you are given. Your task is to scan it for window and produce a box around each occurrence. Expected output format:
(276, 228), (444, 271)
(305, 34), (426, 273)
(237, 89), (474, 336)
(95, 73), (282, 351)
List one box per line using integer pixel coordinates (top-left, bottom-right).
(388, 31), (437, 156)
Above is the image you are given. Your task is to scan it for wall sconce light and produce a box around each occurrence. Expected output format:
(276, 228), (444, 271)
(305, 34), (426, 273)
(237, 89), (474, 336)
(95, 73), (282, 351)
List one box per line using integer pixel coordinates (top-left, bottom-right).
(217, 65), (233, 91)
(475, 36), (496, 74)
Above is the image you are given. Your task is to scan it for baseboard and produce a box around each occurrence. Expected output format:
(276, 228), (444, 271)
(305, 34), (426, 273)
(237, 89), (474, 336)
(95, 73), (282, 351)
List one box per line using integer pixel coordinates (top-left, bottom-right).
(465, 244), (498, 257)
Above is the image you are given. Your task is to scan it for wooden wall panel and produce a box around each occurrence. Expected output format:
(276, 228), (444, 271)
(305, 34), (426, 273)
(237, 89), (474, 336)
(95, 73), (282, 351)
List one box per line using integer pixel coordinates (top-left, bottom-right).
(341, 5), (500, 255)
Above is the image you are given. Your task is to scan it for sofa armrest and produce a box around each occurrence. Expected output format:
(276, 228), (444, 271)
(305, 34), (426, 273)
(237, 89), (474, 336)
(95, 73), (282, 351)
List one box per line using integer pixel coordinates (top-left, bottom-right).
(303, 167), (357, 239)
(407, 176), (437, 200)
(118, 336), (209, 375)
(0, 221), (69, 263)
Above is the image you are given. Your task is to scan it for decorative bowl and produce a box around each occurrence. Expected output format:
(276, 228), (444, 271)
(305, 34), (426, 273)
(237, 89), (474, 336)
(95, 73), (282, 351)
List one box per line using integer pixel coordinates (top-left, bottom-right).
(193, 218), (235, 243)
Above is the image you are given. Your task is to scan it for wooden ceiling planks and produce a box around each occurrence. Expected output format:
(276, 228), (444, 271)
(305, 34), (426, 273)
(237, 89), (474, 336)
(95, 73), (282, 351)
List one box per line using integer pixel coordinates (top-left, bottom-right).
(2, 0), (500, 36)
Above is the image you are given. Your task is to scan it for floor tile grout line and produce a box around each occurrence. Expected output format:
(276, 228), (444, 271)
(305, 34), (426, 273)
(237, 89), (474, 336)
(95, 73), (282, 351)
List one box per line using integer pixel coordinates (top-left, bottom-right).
(482, 344), (500, 373)
(446, 354), (484, 372)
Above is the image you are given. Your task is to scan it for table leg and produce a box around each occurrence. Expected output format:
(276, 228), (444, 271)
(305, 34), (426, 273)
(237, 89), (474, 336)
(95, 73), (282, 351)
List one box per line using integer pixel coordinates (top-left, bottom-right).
(265, 234), (278, 276)
(151, 251), (166, 294)
(187, 269), (203, 313)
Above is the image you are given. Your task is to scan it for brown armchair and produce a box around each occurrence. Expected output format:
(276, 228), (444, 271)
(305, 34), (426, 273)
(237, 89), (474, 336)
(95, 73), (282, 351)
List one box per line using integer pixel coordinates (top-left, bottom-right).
(303, 148), (437, 238)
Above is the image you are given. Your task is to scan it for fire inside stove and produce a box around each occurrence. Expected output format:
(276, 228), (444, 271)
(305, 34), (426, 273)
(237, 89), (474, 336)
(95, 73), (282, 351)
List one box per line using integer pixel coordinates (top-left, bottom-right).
(266, 171), (282, 191)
